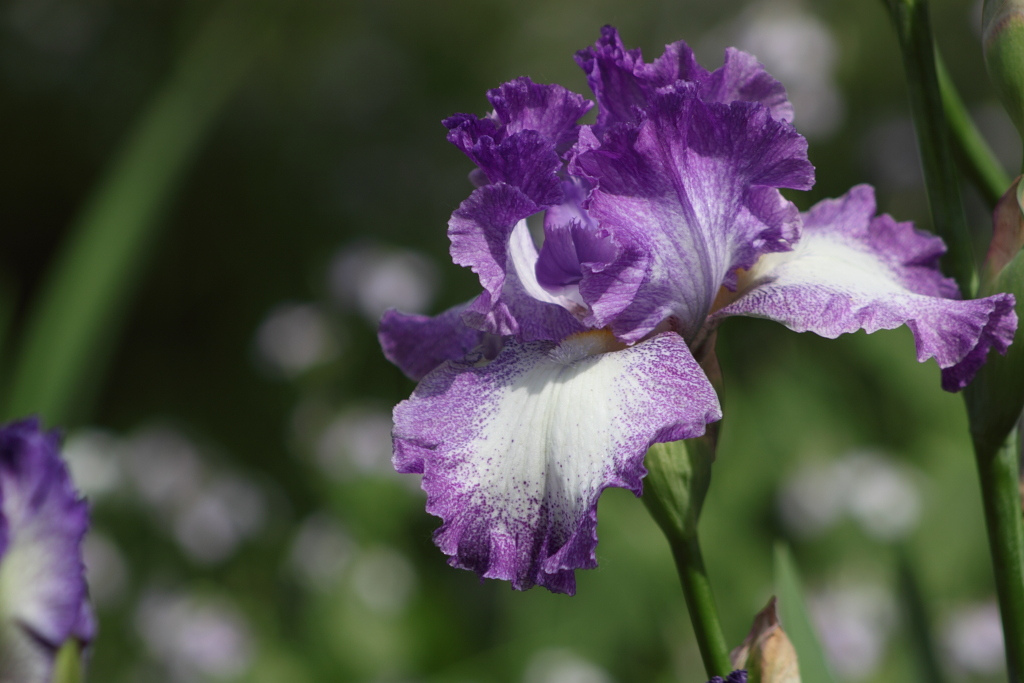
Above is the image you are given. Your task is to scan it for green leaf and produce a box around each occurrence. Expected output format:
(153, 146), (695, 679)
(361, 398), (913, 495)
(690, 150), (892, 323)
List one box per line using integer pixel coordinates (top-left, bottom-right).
(773, 544), (836, 683)
(2, 0), (269, 426)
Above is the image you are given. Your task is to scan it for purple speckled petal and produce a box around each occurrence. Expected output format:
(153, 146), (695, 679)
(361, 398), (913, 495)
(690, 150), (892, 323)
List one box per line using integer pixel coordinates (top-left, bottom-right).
(449, 182), (539, 302)
(535, 221), (618, 288)
(700, 48), (793, 123)
(379, 302), (492, 381)
(393, 331), (721, 593)
(0, 418), (92, 682)
(444, 78), (592, 203)
(573, 86), (813, 341)
(713, 185), (1017, 391)
(575, 27), (792, 132)
(575, 26), (654, 130)
(543, 178), (597, 233)
(450, 130), (564, 207)
(449, 184), (588, 341)
(461, 268), (587, 342)
(486, 77), (593, 153)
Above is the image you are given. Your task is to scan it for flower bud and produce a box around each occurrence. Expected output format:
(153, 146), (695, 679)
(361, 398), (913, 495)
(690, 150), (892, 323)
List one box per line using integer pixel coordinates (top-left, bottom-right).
(984, 0), (1024, 141)
(730, 597), (802, 683)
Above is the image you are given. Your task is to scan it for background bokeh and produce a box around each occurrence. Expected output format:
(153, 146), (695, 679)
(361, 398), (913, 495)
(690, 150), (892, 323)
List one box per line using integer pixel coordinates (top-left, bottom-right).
(0, 0), (1019, 681)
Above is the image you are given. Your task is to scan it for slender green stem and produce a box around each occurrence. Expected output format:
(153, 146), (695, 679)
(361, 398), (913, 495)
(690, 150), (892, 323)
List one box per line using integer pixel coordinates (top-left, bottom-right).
(974, 428), (1024, 683)
(937, 54), (1013, 207)
(883, 0), (977, 295)
(667, 531), (732, 677)
(2, 1), (266, 425)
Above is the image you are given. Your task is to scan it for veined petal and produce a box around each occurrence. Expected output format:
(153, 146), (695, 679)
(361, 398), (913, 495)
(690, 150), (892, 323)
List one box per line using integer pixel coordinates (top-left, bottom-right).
(450, 185), (587, 342)
(445, 77), (592, 155)
(461, 276), (587, 343)
(0, 419), (92, 683)
(449, 182), (539, 301)
(575, 26), (793, 132)
(444, 78), (591, 203)
(393, 331), (722, 594)
(379, 303), (493, 381)
(575, 26), (656, 130)
(574, 86), (813, 341)
(713, 185), (1018, 391)
(700, 48), (793, 123)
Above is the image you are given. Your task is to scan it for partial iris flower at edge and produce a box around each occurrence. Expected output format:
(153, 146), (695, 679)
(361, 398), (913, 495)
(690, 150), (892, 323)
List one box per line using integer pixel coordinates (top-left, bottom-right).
(379, 27), (1017, 594)
(0, 418), (94, 682)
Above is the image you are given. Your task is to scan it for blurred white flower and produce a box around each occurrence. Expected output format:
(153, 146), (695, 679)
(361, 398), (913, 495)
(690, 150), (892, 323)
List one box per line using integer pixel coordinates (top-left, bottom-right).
(63, 428), (123, 498)
(173, 475), (266, 565)
(83, 530), (129, 606)
(122, 426), (205, 513)
(943, 601), (1005, 676)
(523, 648), (614, 683)
(841, 457), (920, 541)
(255, 303), (339, 377)
(314, 406), (394, 479)
(136, 590), (252, 682)
(809, 583), (896, 681)
(288, 514), (354, 591)
(329, 244), (438, 320)
(706, 0), (843, 138)
(777, 461), (847, 537)
(350, 546), (416, 615)
(778, 451), (921, 541)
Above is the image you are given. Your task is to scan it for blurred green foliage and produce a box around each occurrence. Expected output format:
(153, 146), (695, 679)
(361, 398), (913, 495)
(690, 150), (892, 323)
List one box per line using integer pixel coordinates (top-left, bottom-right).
(0, 0), (1017, 681)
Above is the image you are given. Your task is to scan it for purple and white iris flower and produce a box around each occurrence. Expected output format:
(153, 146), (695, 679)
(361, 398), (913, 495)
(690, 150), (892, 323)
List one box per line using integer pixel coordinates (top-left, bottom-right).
(0, 418), (94, 681)
(379, 27), (1017, 594)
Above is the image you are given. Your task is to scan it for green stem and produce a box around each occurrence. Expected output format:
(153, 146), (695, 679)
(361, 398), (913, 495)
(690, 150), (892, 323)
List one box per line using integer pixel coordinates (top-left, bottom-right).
(937, 54), (1013, 207)
(668, 531), (732, 677)
(883, 0), (977, 295)
(974, 428), (1024, 683)
(642, 438), (730, 678)
(3, 1), (265, 425)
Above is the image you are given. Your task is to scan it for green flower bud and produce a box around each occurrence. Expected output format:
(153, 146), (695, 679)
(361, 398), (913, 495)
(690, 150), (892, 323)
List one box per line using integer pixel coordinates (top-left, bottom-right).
(984, 0), (1024, 141)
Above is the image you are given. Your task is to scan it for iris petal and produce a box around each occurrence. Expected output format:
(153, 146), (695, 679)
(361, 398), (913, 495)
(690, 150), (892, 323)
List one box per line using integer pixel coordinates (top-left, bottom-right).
(393, 332), (721, 593)
(713, 185), (1017, 391)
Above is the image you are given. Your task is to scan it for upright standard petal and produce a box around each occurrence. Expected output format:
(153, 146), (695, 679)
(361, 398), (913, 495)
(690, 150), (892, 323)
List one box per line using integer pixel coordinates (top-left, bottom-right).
(700, 48), (793, 123)
(0, 418), (92, 683)
(573, 86), (813, 341)
(393, 331), (721, 593)
(713, 185), (1017, 391)
(444, 78), (592, 204)
(575, 26), (793, 132)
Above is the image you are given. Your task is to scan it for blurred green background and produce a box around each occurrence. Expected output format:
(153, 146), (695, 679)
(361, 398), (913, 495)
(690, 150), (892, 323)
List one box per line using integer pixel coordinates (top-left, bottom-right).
(0, 0), (1019, 681)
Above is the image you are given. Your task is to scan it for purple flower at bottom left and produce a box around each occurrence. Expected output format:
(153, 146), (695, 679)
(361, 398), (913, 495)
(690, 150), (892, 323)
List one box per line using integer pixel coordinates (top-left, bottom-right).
(0, 418), (94, 683)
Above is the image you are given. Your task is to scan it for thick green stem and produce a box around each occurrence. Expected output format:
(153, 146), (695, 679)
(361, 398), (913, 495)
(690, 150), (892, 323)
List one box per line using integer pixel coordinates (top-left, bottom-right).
(643, 438), (730, 678)
(937, 55), (1013, 207)
(974, 428), (1024, 682)
(883, 0), (978, 295)
(668, 532), (732, 677)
